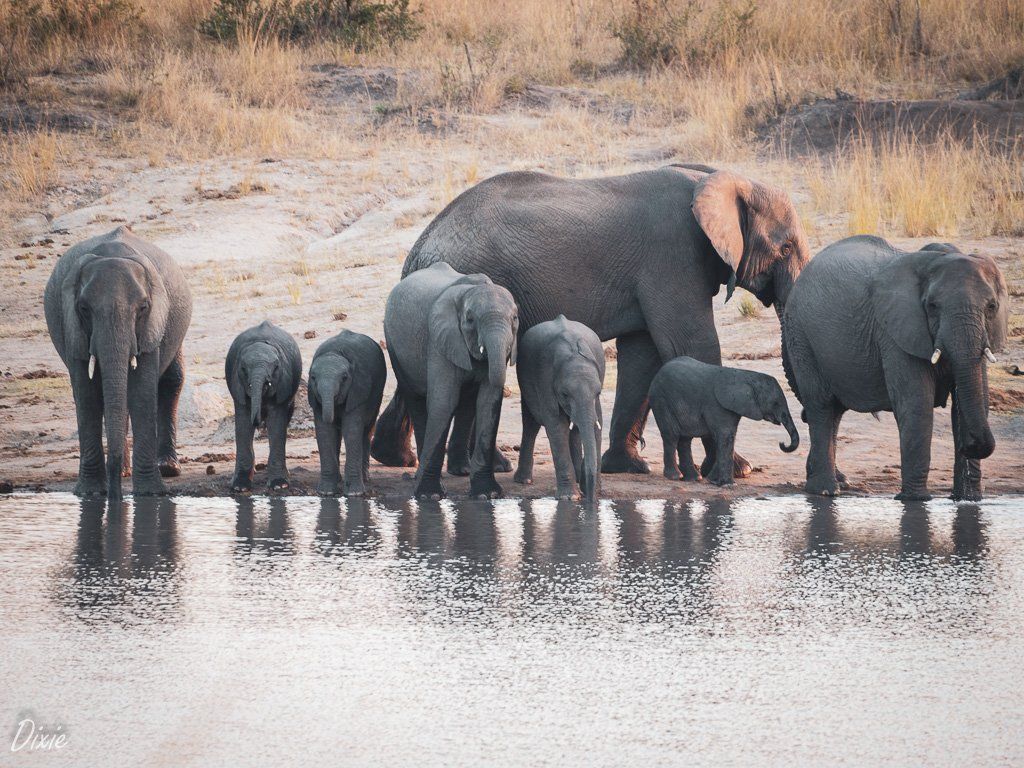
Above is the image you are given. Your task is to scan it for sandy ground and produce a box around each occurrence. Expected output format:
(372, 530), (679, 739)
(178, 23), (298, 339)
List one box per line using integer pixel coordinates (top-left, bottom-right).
(2, 70), (1023, 500)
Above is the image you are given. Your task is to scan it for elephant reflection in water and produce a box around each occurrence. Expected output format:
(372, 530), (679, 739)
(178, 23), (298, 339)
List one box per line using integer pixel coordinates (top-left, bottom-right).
(234, 497), (294, 561)
(314, 497), (382, 557)
(59, 497), (179, 622)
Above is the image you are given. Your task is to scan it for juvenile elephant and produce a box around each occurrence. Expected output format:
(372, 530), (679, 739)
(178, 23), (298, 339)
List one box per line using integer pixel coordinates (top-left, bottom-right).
(44, 226), (192, 499)
(783, 237), (1008, 500)
(307, 330), (387, 497)
(514, 316), (605, 500)
(649, 357), (799, 485)
(375, 165), (810, 480)
(382, 262), (518, 499)
(226, 321), (302, 493)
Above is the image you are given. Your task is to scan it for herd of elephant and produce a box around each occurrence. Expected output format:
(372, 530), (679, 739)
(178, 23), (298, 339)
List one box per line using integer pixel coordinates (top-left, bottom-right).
(43, 164), (1009, 503)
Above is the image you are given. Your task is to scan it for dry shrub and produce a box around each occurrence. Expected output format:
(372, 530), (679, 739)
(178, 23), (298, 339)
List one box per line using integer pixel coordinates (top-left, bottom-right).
(808, 136), (1024, 238)
(1, 129), (65, 197)
(209, 31), (308, 108)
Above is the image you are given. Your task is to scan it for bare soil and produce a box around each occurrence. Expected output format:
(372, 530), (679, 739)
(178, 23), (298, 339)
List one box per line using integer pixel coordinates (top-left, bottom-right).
(2, 66), (1023, 501)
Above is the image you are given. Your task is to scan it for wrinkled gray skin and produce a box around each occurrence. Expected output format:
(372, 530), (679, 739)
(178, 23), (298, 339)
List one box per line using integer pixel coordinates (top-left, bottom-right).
(783, 236), (1008, 501)
(225, 321), (302, 492)
(513, 316), (606, 501)
(307, 330), (387, 497)
(382, 263), (518, 499)
(649, 357), (799, 485)
(44, 227), (192, 500)
(375, 165), (809, 481)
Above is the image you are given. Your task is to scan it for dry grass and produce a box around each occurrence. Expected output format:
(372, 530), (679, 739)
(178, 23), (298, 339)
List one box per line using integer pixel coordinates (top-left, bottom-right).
(808, 136), (1024, 238)
(1, 130), (65, 197)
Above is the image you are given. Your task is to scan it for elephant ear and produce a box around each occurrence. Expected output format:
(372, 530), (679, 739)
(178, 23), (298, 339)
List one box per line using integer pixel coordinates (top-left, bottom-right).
(870, 256), (934, 360)
(429, 286), (473, 371)
(985, 256), (1010, 353)
(691, 171), (753, 301)
(714, 376), (763, 421)
(135, 253), (170, 354)
(60, 253), (99, 360)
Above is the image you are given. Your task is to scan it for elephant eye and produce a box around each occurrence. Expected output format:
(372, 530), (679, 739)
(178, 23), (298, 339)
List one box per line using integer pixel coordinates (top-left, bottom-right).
(780, 242), (793, 257)
(987, 300), (998, 314)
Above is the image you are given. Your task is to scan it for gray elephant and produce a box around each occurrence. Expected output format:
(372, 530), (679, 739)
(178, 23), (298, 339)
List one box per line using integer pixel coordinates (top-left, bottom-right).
(513, 315), (605, 500)
(373, 165), (809, 481)
(307, 330), (387, 497)
(649, 357), (799, 485)
(44, 226), (192, 499)
(382, 262), (518, 499)
(225, 321), (302, 493)
(783, 236), (1008, 501)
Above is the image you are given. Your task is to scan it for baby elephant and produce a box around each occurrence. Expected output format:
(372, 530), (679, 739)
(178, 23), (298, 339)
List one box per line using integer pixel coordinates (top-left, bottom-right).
(226, 321), (302, 493)
(649, 357), (799, 485)
(514, 316), (605, 500)
(307, 330), (387, 497)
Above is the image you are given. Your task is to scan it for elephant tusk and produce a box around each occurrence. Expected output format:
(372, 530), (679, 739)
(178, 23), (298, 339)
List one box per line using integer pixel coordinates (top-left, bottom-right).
(479, 346), (484, 355)
(88, 355), (96, 379)
(930, 348), (941, 365)
(595, 420), (601, 430)
(569, 421), (575, 431)
(130, 355), (137, 370)
(984, 347), (996, 363)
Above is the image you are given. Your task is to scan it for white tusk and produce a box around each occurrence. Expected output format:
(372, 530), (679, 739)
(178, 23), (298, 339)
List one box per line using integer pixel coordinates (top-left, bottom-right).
(930, 348), (941, 365)
(595, 420), (601, 430)
(984, 347), (996, 363)
(569, 421), (575, 431)
(88, 355), (96, 379)
(479, 346), (484, 355)
(130, 355), (137, 370)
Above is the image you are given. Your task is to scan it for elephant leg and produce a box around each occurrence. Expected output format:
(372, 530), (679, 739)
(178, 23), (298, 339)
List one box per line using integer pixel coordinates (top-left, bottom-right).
(446, 388), (475, 476)
(951, 390), (982, 501)
(804, 401), (839, 496)
(157, 349), (184, 477)
(602, 331), (657, 474)
(361, 421), (372, 487)
(890, 377), (935, 501)
(514, 407), (541, 485)
(265, 403), (292, 490)
(71, 363), (107, 496)
(832, 408), (849, 488)
(342, 416), (369, 497)
(416, 380), (461, 499)
(314, 415), (342, 496)
(708, 429), (736, 487)
(678, 437), (700, 481)
(121, 413), (132, 477)
(230, 406), (256, 493)
(370, 391), (417, 468)
(661, 426), (681, 480)
(468, 383), (504, 499)
(547, 418), (579, 500)
(127, 353), (167, 496)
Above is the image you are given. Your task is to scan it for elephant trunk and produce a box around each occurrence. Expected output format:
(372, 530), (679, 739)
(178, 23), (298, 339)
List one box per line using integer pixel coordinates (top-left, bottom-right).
(483, 320), (513, 388)
(950, 348), (994, 460)
(318, 378), (338, 425)
(95, 321), (132, 499)
(249, 370), (268, 427)
(571, 401), (601, 500)
(778, 408), (799, 453)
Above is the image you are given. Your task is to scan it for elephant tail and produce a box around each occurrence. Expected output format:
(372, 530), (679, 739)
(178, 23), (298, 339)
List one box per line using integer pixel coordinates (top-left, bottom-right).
(370, 390), (418, 467)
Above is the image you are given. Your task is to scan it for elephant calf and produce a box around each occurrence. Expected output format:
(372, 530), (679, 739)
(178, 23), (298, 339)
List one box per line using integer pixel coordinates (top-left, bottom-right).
(514, 316), (605, 500)
(226, 321), (302, 493)
(380, 262), (518, 499)
(783, 236), (1008, 500)
(649, 357), (799, 486)
(307, 330), (387, 497)
(44, 227), (192, 499)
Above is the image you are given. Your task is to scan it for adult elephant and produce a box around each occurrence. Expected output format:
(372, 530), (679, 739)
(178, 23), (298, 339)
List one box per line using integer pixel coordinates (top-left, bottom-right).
(44, 226), (192, 499)
(371, 165), (810, 475)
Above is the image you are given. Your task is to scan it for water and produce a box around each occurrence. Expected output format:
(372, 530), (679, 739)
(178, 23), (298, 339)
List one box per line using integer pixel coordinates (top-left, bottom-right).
(2, 493), (1023, 767)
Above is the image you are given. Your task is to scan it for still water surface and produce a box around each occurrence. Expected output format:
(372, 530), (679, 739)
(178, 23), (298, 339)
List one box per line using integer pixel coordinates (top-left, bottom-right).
(2, 493), (1023, 767)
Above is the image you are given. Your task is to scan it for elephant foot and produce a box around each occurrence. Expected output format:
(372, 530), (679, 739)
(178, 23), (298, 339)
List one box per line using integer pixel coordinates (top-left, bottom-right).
(469, 475), (503, 499)
(344, 481), (367, 498)
(835, 468), (849, 488)
(682, 465), (701, 482)
(492, 450), (513, 474)
(268, 476), (290, 492)
(446, 458), (471, 477)
(601, 446), (650, 474)
(230, 471), (254, 494)
(896, 489), (932, 502)
(951, 488), (982, 502)
(708, 476), (734, 488)
(663, 466), (682, 480)
(158, 457), (181, 478)
(703, 453), (752, 479)
(415, 476), (446, 500)
(806, 473), (839, 497)
(556, 486), (580, 501)
(75, 476), (107, 497)
(133, 476), (169, 496)
(513, 468), (533, 485)
(317, 478), (341, 497)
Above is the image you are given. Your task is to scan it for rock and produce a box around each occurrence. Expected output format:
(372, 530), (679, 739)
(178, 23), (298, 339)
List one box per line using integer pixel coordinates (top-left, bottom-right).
(0, 480), (13, 494)
(304, 330), (316, 339)
(178, 376), (232, 429)
(206, 465), (216, 475)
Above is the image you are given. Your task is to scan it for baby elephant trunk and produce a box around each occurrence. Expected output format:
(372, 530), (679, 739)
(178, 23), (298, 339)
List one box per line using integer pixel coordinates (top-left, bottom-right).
(571, 402), (601, 501)
(317, 378), (339, 425)
(778, 408), (799, 453)
(249, 371), (268, 427)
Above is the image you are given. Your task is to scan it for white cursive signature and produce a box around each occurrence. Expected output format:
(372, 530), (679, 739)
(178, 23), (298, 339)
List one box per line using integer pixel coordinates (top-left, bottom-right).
(10, 717), (69, 752)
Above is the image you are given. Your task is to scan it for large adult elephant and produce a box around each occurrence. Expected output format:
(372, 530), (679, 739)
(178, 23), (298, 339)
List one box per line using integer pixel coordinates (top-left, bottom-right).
(371, 165), (810, 474)
(44, 226), (192, 499)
